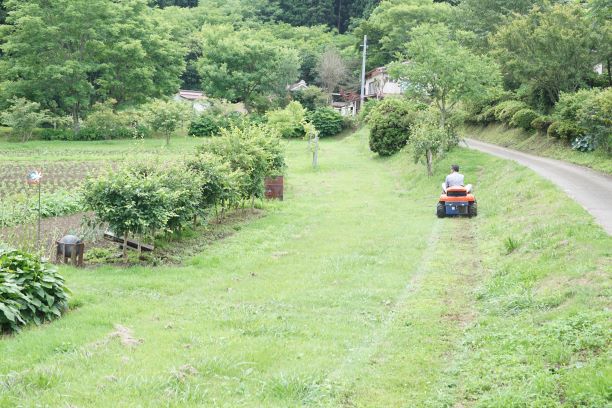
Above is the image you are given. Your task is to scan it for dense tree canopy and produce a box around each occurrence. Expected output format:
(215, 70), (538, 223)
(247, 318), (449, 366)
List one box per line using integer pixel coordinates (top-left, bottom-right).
(455, 0), (541, 47)
(0, 0), (184, 128)
(491, 3), (598, 108)
(389, 23), (501, 127)
(195, 24), (299, 110)
(148, 0), (198, 7)
(0, 0), (6, 26)
(354, 0), (453, 68)
(259, 0), (379, 33)
(0, 0), (609, 157)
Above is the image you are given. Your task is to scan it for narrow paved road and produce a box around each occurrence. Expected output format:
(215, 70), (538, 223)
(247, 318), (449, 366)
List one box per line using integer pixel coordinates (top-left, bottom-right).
(464, 138), (612, 235)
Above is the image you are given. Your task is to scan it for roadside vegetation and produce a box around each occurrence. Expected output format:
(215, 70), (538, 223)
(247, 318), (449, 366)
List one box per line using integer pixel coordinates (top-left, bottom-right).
(463, 124), (612, 175)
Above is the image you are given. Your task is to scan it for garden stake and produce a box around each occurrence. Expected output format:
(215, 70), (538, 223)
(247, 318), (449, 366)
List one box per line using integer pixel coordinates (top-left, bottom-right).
(26, 170), (43, 252)
(37, 181), (41, 250)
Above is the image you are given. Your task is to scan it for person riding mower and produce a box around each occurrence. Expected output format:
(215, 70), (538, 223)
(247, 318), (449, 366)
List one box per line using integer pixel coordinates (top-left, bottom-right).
(437, 164), (477, 218)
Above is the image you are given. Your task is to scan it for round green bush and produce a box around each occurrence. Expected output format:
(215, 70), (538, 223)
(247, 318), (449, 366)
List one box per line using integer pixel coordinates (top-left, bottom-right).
(265, 101), (306, 139)
(547, 120), (583, 140)
(510, 108), (539, 131)
(0, 246), (69, 332)
(493, 100), (529, 124)
(476, 106), (497, 124)
(556, 121), (584, 140)
(189, 113), (223, 137)
(306, 107), (344, 138)
(358, 99), (381, 124)
(547, 121), (561, 138)
(576, 87), (611, 152)
(368, 98), (417, 157)
(554, 89), (595, 122)
(530, 115), (552, 132)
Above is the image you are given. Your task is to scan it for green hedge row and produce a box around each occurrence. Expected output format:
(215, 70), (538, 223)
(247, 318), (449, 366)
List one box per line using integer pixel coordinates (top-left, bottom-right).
(82, 124), (286, 250)
(469, 88), (611, 152)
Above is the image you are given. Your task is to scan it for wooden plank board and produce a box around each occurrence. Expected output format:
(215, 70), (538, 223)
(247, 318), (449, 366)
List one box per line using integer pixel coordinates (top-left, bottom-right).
(103, 231), (154, 252)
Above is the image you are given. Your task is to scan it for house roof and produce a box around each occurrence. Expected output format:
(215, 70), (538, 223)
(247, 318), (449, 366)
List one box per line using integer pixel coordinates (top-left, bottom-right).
(366, 61), (409, 80)
(366, 67), (387, 79)
(287, 80), (308, 92)
(178, 90), (205, 100)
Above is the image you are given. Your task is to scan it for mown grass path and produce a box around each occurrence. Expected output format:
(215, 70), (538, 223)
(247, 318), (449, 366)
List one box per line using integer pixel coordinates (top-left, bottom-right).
(0, 130), (444, 406)
(1, 129), (610, 407)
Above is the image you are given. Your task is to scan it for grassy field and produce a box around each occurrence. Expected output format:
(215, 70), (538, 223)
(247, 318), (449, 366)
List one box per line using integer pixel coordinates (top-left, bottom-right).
(463, 124), (612, 174)
(0, 129), (610, 407)
(0, 135), (200, 163)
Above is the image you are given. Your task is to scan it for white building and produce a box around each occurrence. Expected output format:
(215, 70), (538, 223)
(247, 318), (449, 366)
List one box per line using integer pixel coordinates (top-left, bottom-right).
(364, 67), (403, 100)
(332, 100), (358, 117)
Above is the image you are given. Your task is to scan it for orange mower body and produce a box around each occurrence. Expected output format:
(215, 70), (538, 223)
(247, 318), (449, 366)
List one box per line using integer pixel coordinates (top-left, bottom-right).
(437, 186), (477, 218)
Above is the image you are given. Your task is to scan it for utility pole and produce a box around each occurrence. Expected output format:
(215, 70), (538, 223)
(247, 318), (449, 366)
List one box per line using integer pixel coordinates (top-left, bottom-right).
(360, 35), (367, 111)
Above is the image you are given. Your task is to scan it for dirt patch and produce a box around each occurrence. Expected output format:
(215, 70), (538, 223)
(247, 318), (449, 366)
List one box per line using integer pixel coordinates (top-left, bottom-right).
(110, 324), (142, 348)
(441, 311), (477, 330)
(172, 364), (198, 381)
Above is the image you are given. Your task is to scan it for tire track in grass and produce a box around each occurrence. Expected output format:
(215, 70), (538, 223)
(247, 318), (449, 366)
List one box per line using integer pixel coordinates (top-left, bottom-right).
(323, 218), (444, 402)
(325, 214), (484, 407)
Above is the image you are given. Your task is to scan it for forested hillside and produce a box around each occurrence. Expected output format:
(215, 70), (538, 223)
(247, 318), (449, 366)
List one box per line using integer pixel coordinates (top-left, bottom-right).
(0, 0), (609, 153)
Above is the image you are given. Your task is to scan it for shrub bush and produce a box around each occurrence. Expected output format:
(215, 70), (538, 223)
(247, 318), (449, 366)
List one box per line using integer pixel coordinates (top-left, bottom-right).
(187, 152), (240, 213)
(342, 115), (357, 130)
(576, 88), (611, 153)
(368, 98), (418, 156)
(530, 115), (552, 132)
(198, 124), (278, 204)
(556, 121), (584, 140)
(189, 112), (223, 137)
(510, 108), (539, 131)
(265, 101), (306, 139)
(40, 112), (150, 141)
(188, 109), (244, 137)
(39, 129), (75, 141)
(81, 102), (150, 141)
(83, 163), (179, 241)
(475, 106), (497, 124)
(157, 164), (204, 232)
(292, 86), (328, 111)
(547, 120), (584, 140)
(0, 246), (69, 332)
(493, 100), (529, 124)
(462, 89), (514, 124)
(554, 90), (594, 123)
(358, 99), (380, 124)
(306, 107), (344, 138)
(547, 121), (561, 138)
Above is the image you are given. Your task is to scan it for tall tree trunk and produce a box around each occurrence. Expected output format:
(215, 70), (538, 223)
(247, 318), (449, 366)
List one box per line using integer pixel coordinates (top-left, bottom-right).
(607, 57), (611, 87)
(72, 102), (80, 133)
(439, 109), (446, 129)
(312, 137), (319, 168)
(426, 149), (433, 177)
